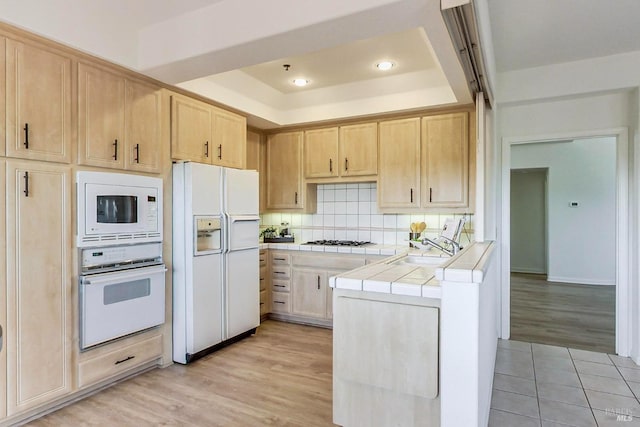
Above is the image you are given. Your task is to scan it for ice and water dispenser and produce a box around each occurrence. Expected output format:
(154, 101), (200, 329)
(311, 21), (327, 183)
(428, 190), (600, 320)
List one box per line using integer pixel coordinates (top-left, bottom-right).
(194, 216), (222, 255)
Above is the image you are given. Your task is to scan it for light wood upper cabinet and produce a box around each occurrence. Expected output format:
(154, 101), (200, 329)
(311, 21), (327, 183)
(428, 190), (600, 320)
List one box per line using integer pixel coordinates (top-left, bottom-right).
(267, 131), (304, 209)
(246, 130), (266, 213)
(303, 122), (377, 181)
(212, 107), (246, 169)
(78, 64), (163, 173)
(339, 122), (377, 176)
(171, 93), (247, 169)
(422, 112), (469, 208)
(124, 79), (163, 173)
(78, 63), (125, 169)
(304, 127), (339, 178)
(378, 118), (421, 209)
(6, 160), (72, 415)
(5, 39), (71, 163)
(171, 94), (211, 163)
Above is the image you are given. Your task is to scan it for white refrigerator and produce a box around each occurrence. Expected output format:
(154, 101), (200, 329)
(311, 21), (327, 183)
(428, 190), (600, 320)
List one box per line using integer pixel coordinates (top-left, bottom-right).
(173, 162), (260, 364)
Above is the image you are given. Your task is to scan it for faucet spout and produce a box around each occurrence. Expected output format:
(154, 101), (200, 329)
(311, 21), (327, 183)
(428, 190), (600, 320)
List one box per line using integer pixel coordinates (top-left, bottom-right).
(417, 236), (461, 257)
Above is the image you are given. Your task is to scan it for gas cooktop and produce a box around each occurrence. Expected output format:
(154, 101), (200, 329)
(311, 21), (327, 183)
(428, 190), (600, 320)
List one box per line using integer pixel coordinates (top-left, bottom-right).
(304, 240), (372, 247)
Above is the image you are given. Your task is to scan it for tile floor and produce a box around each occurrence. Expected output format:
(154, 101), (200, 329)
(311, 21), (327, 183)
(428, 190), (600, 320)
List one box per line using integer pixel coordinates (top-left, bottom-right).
(490, 340), (640, 426)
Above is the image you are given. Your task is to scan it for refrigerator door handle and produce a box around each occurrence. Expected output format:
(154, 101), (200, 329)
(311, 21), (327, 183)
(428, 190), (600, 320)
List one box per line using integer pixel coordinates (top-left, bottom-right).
(229, 215), (260, 223)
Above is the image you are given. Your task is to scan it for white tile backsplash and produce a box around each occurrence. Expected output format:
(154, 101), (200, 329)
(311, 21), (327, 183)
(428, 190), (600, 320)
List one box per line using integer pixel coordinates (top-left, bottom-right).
(261, 183), (474, 244)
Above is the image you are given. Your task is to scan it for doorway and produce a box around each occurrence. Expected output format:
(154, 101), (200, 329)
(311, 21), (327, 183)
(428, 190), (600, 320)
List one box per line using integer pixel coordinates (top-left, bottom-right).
(501, 133), (626, 355)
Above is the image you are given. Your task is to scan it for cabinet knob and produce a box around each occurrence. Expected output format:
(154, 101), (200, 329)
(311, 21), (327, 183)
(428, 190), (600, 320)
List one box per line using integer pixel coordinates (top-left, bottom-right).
(113, 139), (118, 160)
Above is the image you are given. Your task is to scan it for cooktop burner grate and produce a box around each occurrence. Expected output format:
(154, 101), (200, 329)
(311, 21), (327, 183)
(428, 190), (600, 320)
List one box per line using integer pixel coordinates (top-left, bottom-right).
(304, 240), (372, 247)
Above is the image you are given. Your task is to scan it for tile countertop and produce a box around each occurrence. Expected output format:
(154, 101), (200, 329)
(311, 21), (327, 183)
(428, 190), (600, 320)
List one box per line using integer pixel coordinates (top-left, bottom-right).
(258, 242), (416, 256)
(327, 241), (494, 300)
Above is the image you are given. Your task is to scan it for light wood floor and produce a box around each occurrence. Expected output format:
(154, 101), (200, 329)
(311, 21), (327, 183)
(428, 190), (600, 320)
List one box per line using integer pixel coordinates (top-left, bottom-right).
(510, 273), (616, 353)
(27, 321), (334, 427)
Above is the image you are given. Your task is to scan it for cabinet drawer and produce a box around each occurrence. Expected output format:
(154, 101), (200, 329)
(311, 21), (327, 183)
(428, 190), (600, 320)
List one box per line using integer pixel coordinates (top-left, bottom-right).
(260, 265), (268, 278)
(260, 275), (268, 292)
(271, 253), (291, 265)
(271, 291), (291, 313)
(272, 266), (291, 279)
(272, 279), (290, 292)
(78, 335), (162, 388)
(259, 251), (267, 265)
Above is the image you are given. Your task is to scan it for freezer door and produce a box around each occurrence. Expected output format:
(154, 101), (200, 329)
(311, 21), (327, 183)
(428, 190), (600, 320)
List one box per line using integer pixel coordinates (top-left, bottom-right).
(187, 163), (223, 215)
(224, 168), (258, 215)
(224, 248), (260, 339)
(187, 254), (223, 356)
(227, 215), (260, 251)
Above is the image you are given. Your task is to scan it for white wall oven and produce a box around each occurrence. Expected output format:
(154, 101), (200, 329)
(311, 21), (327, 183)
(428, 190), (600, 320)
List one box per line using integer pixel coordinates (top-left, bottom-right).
(77, 171), (162, 247)
(79, 243), (166, 350)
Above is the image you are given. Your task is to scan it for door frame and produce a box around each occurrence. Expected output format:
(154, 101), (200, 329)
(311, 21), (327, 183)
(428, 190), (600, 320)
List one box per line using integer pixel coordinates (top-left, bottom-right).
(500, 128), (629, 355)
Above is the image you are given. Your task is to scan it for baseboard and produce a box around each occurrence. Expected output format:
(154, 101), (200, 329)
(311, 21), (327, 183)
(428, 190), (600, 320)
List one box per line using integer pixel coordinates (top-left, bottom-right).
(547, 275), (615, 286)
(511, 267), (546, 274)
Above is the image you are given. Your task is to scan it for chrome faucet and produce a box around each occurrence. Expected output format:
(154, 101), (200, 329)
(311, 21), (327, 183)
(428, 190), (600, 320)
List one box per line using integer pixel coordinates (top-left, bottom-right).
(411, 236), (461, 256)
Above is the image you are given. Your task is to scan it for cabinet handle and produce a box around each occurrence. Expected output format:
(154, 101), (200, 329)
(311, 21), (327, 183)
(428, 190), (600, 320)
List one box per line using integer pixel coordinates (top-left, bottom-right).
(329, 158), (333, 173)
(274, 257), (286, 261)
(260, 302), (265, 306)
(134, 143), (140, 163)
(410, 188), (413, 203)
(430, 187), (433, 203)
(295, 192), (298, 204)
(274, 301), (285, 304)
(260, 277), (265, 281)
(274, 273), (286, 276)
(23, 123), (29, 149)
(114, 355), (135, 365)
(205, 141), (209, 157)
(218, 144), (222, 159)
(345, 157), (349, 171)
(113, 139), (118, 160)
(23, 172), (29, 197)
(317, 275), (320, 290)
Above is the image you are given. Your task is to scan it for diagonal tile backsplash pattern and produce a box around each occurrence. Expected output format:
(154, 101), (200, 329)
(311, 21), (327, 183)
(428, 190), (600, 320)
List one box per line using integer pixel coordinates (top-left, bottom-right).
(260, 183), (474, 245)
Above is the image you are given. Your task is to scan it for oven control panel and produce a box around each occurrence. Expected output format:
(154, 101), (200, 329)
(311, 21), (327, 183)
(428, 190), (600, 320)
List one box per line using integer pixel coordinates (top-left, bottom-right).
(81, 242), (162, 270)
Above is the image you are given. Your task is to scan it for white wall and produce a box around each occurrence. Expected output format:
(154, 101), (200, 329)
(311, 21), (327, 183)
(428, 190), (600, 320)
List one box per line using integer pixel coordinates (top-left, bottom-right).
(510, 169), (547, 274)
(511, 139), (616, 285)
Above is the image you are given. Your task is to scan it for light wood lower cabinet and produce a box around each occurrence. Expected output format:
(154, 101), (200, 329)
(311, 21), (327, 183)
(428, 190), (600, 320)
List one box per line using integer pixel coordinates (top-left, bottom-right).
(5, 160), (72, 415)
(5, 39), (72, 163)
(77, 334), (162, 389)
(291, 270), (327, 319)
(0, 160), (6, 419)
(259, 249), (270, 317)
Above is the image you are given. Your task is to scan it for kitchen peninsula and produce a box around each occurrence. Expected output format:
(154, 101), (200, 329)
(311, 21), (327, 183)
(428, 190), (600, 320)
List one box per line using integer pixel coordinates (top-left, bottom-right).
(331, 242), (497, 427)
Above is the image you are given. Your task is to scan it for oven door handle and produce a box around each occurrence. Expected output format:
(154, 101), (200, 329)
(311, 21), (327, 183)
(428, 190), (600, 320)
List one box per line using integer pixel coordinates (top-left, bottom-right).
(81, 265), (167, 286)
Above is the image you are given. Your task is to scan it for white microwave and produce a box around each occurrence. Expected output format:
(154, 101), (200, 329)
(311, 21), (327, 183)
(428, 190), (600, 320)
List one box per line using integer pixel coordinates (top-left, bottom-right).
(77, 171), (163, 247)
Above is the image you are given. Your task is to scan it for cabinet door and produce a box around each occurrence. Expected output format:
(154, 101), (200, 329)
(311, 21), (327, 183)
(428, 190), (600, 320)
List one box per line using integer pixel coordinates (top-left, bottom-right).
(378, 118), (421, 209)
(6, 40), (71, 163)
(422, 113), (469, 208)
(125, 79), (163, 173)
(246, 130), (266, 213)
(292, 269), (327, 318)
(304, 127), (338, 178)
(0, 38), (6, 157)
(0, 160), (5, 419)
(339, 123), (377, 176)
(266, 132), (303, 209)
(170, 94), (211, 163)
(212, 107), (246, 169)
(78, 63), (126, 169)
(6, 160), (72, 415)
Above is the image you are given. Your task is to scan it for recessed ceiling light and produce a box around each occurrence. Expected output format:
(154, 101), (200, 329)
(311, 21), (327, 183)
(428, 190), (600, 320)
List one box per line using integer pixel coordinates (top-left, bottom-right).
(293, 78), (309, 87)
(376, 61), (394, 71)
